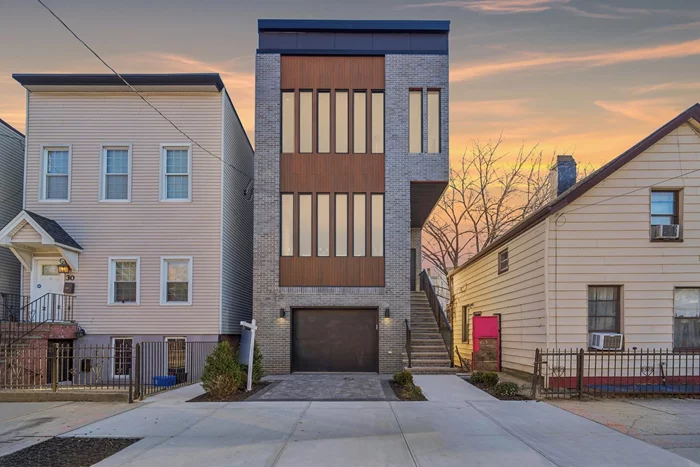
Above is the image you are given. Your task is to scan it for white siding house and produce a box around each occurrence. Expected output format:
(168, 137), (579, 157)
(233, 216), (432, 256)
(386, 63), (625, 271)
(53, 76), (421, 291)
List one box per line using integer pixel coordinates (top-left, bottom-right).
(452, 104), (700, 375)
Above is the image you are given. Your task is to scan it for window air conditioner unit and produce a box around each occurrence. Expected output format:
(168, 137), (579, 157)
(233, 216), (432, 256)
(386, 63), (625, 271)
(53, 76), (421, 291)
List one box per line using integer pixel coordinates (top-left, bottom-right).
(589, 332), (623, 351)
(651, 224), (680, 240)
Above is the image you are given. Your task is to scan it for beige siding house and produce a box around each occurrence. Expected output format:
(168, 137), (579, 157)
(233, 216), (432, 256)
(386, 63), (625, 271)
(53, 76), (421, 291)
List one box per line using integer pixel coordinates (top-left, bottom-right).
(452, 104), (700, 375)
(0, 119), (24, 296)
(0, 74), (254, 350)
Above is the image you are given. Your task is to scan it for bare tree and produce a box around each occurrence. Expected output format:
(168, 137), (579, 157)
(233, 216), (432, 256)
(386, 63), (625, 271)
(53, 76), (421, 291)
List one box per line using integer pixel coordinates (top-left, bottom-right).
(423, 137), (554, 277)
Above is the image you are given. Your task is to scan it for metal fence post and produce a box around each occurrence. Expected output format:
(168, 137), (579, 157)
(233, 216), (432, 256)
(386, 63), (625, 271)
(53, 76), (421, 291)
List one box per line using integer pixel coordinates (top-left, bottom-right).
(51, 343), (59, 392)
(134, 343), (141, 400)
(531, 348), (540, 399)
(577, 348), (584, 400)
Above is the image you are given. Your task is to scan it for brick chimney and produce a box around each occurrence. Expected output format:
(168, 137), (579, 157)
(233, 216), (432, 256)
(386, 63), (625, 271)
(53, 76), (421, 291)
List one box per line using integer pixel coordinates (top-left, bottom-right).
(550, 155), (577, 198)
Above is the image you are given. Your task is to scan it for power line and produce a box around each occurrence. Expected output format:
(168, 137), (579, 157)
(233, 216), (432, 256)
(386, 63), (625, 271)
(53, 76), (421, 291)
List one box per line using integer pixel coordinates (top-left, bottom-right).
(0, 189), (23, 208)
(35, 0), (254, 194)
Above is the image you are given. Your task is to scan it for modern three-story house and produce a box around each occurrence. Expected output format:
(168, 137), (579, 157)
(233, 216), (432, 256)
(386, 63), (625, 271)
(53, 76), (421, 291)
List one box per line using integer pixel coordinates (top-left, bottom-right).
(0, 74), (254, 367)
(253, 20), (450, 373)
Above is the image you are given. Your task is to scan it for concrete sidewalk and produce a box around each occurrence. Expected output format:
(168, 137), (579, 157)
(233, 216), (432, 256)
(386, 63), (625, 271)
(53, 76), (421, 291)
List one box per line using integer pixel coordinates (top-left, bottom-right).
(59, 384), (697, 467)
(414, 374), (496, 401)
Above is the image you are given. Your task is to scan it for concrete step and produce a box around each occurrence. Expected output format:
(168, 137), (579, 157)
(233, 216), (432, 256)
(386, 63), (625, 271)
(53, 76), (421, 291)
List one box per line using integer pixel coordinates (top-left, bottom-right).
(412, 345), (449, 352)
(404, 352), (450, 360)
(404, 359), (452, 367)
(405, 366), (457, 375)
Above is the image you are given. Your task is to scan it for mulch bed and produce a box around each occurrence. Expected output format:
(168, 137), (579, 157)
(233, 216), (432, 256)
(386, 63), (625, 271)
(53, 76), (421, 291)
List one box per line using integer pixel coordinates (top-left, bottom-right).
(468, 381), (532, 401)
(187, 382), (271, 402)
(0, 437), (140, 467)
(389, 381), (428, 401)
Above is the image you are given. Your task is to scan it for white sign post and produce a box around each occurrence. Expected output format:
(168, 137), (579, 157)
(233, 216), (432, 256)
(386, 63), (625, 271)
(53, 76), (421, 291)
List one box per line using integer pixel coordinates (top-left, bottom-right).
(239, 319), (257, 392)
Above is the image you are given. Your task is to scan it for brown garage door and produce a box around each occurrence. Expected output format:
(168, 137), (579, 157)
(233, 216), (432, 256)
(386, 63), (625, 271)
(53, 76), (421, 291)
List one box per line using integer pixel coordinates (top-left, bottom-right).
(292, 309), (378, 372)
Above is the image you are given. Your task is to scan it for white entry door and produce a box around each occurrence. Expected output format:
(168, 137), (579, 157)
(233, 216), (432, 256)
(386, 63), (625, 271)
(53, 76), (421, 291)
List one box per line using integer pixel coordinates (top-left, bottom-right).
(30, 260), (65, 321)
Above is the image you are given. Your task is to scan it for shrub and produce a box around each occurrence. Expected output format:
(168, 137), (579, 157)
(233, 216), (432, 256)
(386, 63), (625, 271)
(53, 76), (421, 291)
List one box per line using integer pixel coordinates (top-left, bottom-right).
(239, 341), (265, 388)
(471, 371), (499, 387)
(493, 382), (520, 397)
(470, 371), (485, 384)
(393, 370), (413, 386)
(201, 341), (243, 398)
(401, 383), (425, 401)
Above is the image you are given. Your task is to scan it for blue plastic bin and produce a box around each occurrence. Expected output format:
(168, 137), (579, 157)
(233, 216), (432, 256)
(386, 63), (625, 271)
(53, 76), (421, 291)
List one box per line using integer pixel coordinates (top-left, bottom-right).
(153, 375), (176, 387)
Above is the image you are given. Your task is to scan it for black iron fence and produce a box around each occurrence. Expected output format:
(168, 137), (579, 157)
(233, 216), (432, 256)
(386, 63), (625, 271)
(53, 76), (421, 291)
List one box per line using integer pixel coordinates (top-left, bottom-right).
(1, 292), (75, 347)
(532, 348), (700, 399)
(1, 341), (217, 402)
(419, 270), (453, 367)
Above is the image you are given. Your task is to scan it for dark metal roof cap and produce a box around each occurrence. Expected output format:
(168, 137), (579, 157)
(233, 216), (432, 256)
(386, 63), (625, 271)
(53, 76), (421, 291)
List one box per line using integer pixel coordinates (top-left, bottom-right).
(12, 73), (224, 91)
(258, 19), (450, 33)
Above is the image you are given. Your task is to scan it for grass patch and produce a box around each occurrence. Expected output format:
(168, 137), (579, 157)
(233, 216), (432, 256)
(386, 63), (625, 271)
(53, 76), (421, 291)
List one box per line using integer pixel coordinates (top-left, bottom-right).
(187, 382), (271, 402)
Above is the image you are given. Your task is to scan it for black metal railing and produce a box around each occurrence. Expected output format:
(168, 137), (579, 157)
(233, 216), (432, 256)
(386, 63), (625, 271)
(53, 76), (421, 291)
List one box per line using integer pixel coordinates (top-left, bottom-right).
(532, 348), (700, 399)
(419, 270), (453, 367)
(405, 319), (412, 368)
(133, 341), (217, 399)
(1, 293), (75, 348)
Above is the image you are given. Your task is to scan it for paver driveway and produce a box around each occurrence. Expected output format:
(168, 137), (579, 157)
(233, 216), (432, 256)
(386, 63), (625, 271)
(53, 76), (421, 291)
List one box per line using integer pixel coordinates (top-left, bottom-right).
(251, 374), (389, 401)
(57, 381), (697, 467)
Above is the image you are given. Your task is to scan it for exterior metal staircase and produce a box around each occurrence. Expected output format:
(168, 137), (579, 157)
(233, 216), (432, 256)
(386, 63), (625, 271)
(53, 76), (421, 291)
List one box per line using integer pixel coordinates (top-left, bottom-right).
(0, 292), (75, 348)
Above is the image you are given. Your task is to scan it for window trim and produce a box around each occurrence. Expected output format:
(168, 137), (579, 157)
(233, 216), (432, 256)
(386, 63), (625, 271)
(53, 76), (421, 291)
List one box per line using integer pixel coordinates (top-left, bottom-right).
(281, 90), (296, 154)
(280, 193), (294, 257)
(335, 193), (349, 257)
(298, 193), (313, 257)
(99, 144), (132, 202)
(165, 336), (188, 373)
(427, 89), (441, 153)
(650, 189), (682, 242)
(462, 305), (470, 343)
(299, 89), (313, 154)
(111, 336), (133, 378)
(352, 90), (367, 154)
(353, 193), (367, 257)
(107, 256), (141, 306)
(39, 145), (72, 203)
(317, 90), (331, 154)
(673, 287), (700, 350)
(160, 143), (192, 202)
(335, 90), (350, 154)
(408, 89), (423, 154)
(371, 90), (385, 154)
(160, 256), (193, 306)
(370, 193), (384, 257)
(587, 285), (622, 334)
(317, 193), (330, 257)
(497, 249), (509, 275)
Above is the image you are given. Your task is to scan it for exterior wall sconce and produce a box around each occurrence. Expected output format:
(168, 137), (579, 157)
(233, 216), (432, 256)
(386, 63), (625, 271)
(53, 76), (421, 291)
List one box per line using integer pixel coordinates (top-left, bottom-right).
(279, 308), (287, 319)
(384, 308), (390, 319)
(57, 259), (71, 274)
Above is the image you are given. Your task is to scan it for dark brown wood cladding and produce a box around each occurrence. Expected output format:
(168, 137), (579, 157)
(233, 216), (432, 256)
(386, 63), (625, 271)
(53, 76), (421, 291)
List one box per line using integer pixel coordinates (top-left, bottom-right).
(280, 154), (384, 192)
(280, 257), (385, 287)
(281, 56), (385, 90)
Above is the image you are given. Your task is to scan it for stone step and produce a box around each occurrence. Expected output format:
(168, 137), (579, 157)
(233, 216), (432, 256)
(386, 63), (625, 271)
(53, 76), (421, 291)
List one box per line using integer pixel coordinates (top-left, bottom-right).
(405, 366), (457, 375)
(404, 358), (452, 367)
(412, 345), (449, 352)
(404, 352), (450, 359)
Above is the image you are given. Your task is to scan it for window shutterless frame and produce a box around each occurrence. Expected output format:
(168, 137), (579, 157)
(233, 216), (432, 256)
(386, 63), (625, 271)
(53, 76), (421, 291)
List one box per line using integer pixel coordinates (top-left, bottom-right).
(370, 193), (384, 257)
(39, 145), (72, 202)
(160, 256), (193, 305)
(317, 193), (330, 257)
(299, 90), (313, 154)
(280, 193), (294, 257)
(497, 249), (509, 274)
(160, 143), (192, 202)
(353, 193), (366, 257)
(335, 193), (349, 257)
(462, 305), (470, 342)
(107, 256), (140, 305)
(408, 89), (423, 153)
(111, 337), (133, 378)
(371, 91), (385, 154)
(298, 193), (313, 257)
(335, 90), (349, 154)
(317, 90), (331, 154)
(427, 89), (441, 153)
(587, 285), (622, 334)
(353, 90), (367, 154)
(281, 90), (295, 154)
(99, 144), (132, 202)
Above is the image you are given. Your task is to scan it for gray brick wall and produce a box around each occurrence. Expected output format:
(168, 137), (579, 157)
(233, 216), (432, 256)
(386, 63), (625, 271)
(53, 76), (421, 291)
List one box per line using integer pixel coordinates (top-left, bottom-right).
(253, 53), (449, 374)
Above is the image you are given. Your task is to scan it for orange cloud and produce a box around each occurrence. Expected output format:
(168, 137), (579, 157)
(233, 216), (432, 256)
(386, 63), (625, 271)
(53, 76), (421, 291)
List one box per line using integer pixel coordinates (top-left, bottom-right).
(630, 81), (700, 95)
(451, 38), (700, 81)
(401, 0), (569, 14)
(451, 98), (532, 117)
(593, 99), (682, 123)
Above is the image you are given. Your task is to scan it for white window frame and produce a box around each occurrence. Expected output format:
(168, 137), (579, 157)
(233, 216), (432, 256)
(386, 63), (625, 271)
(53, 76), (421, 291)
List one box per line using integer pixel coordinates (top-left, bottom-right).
(160, 143), (192, 202)
(107, 256), (140, 305)
(111, 336), (133, 379)
(160, 256), (193, 305)
(39, 145), (72, 202)
(165, 336), (188, 373)
(100, 144), (132, 202)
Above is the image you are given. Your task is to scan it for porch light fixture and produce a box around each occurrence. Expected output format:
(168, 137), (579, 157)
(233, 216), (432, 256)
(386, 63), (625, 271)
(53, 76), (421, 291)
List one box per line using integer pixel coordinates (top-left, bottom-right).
(57, 259), (71, 274)
(279, 308), (287, 319)
(384, 308), (390, 319)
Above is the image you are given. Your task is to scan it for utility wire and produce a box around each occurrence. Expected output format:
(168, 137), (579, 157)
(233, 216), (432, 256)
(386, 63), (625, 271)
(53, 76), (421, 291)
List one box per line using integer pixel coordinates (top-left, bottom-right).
(0, 189), (23, 208)
(35, 0), (254, 192)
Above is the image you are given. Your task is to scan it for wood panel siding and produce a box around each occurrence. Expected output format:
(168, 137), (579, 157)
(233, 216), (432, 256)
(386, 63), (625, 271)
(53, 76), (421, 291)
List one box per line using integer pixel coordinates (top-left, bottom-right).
(452, 221), (547, 374)
(280, 256), (384, 287)
(0, 121), (24, 295)
(280, 154), (384, 192)
(548, 123), (700, 350)
(23, 92), (223, 335)
(280, 56), (384, 91)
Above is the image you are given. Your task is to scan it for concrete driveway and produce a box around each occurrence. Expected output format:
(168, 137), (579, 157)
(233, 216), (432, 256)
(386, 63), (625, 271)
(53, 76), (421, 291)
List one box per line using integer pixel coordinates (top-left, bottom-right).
(57, 381), (696, 467)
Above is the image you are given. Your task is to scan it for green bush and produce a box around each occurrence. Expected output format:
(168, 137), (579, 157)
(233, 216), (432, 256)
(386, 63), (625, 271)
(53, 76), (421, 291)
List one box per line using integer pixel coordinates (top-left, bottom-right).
(471, 371), (499, 387)
(493, 382), (520, 397)
(201, 341), (243, 398)
(393, 370), (414, 386)
(470, 371), (485, 384)
(239, 341), (265, 388)
(401, 383), (426, 401)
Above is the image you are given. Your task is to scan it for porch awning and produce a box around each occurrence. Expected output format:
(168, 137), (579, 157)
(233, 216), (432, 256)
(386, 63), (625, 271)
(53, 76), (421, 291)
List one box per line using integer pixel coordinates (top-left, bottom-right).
(0, 210), (82, 271)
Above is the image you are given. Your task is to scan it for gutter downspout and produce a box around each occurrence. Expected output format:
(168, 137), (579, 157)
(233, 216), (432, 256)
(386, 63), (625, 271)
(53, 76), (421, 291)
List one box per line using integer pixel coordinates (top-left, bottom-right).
(543, 215), (551, 351)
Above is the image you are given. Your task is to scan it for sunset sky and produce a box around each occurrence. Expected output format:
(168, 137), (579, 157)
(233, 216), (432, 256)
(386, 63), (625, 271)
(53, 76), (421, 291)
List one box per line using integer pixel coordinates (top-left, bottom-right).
(2, 0), (699, 167)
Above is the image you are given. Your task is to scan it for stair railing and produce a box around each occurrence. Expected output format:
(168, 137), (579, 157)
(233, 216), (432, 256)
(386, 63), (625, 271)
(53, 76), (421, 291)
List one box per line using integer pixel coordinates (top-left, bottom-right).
(1, 293), (75, 348)
(419, 270), (453, 367)
(405, 319), (412, 368)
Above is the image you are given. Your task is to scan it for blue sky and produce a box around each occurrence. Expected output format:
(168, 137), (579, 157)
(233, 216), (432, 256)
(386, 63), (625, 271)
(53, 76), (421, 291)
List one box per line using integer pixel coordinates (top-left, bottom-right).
(2, 0), (700, 164)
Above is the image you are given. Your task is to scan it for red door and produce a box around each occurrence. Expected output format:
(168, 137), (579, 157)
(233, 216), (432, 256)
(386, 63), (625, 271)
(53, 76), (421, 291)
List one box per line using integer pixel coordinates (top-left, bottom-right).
(472, 316), (500, 371)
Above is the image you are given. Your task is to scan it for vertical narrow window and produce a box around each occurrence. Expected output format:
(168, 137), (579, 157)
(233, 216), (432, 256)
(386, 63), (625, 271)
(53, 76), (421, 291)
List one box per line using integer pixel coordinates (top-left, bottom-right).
(42, 147), (70, 200)
(371, 92), (384, 154)
(674, 288), (700, 349)
(102, 147), (130, 201)
(299, 90), (312, 153)
(335, 194), (348, 257)
(318, 91), (330, 153)
(299, 194), (312, 257)
(336, 91), (349, 153)
(161, 257), (192, 305)
(427, 90), (440, 153)
(112, 337), (132, 377)
(281, 91), (295, 153)
(162, 146), (191, 201)
(371, 194), (384, 257)
(166, 337), (186, 375)
(353, 91), (366, 153)
(281, 194), (294, 257)
(317, 194), (330, 256)
(109, 258), (139, 304)
(462, 305), (470, 342)
(409, 90), (422, 153)
(353, 193), (366, 256)
(498, 249), (509, 274)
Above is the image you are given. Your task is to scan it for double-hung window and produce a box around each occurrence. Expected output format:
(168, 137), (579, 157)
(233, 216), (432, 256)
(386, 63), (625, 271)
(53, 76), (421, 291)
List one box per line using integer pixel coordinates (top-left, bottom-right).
(161, 257), (192, 305)
(108, 257), (140, 305)
(101, 146), (131, 201)
(112, 337), (132, 377)
(674, 288), (700, 349)
(498, 249), (509, 274)
(588, 286), (621, 333)
(41, 147), (70, 201)
(161, 145), (191, 201)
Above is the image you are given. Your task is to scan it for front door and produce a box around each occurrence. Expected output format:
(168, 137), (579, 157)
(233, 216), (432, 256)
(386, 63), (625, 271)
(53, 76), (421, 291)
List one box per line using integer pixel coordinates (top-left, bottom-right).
(30, 260), (65, 321)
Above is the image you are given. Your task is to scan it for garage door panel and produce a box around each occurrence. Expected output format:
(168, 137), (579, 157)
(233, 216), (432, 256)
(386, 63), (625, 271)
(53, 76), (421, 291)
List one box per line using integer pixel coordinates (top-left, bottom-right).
(292, 309), (378, 372)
